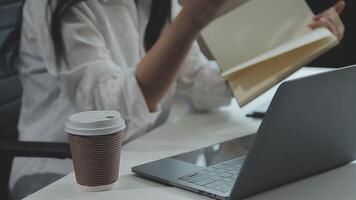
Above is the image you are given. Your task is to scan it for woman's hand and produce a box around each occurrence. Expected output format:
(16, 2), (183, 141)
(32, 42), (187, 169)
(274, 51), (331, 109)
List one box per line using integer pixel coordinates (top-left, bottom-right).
(179, 0), (230, 30)
(308, 1), (346, 40)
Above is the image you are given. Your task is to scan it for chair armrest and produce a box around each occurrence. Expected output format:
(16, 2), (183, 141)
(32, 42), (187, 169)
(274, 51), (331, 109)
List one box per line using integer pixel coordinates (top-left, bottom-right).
(0, 141), (71, 159)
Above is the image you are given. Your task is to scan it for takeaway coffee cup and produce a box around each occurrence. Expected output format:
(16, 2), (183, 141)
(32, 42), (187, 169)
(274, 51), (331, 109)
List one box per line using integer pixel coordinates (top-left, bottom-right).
(65, 111), (126, 192)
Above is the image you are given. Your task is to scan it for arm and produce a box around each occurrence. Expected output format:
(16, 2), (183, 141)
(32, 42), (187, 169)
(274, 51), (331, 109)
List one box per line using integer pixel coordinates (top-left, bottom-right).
(136, 11), (199, 112)
(136, 0), (230, 112)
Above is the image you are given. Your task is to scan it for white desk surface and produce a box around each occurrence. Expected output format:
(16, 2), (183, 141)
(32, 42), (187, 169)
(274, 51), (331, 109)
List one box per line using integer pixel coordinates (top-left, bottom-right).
(26, 67), (356, 200)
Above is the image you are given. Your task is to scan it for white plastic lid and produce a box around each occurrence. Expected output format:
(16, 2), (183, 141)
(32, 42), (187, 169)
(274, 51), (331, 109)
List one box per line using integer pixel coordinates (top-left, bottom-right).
(65, 111), (126, 136)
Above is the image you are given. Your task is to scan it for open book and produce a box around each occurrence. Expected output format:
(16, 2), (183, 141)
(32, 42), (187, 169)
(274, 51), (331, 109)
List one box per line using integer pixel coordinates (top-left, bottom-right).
(201, 0), (339, 106)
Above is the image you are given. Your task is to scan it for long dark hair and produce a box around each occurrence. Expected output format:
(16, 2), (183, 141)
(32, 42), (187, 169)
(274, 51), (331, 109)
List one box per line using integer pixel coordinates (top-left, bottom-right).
(0, 0), (172, 71)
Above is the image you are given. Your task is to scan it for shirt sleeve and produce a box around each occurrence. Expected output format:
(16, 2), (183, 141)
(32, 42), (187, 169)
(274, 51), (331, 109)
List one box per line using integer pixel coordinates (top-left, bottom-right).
(176, 42), (233, 112)
(171, 0), (232, 111)
(55, 4), (160, 141)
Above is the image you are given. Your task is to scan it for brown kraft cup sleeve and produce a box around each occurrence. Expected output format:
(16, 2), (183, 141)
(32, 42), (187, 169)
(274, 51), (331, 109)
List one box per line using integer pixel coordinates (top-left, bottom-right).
(68, 132), (122, 187)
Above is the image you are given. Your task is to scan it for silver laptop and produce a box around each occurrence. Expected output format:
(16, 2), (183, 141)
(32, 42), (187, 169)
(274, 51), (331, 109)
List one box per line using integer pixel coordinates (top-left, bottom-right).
(132, 66), (356, 200)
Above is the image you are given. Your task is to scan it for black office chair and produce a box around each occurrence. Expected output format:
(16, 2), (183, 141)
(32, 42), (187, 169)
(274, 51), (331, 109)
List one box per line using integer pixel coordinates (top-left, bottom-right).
(0, 1), (71, 199)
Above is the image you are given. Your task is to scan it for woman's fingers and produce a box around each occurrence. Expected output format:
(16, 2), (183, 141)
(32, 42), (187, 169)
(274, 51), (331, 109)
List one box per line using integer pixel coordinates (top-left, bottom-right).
(323, 8), (345, 39)
(309, 1), (345, 40)
(313, 1), (345, 20)
(309, 17), (343, 40)
(334, 0), (346, 14)
(309, 17), (335, 32)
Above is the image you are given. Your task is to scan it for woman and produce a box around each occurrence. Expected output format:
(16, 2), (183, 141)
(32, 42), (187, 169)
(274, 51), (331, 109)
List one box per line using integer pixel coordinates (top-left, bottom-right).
(2, 0), (345, 199)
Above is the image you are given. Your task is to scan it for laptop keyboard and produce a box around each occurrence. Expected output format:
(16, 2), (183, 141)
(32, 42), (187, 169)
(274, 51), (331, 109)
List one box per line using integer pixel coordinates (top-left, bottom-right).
(178, 158), (245, 193)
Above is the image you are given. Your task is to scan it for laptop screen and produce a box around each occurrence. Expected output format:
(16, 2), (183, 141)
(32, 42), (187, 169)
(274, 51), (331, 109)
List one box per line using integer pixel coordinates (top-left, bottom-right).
(172, 135), (255, 167)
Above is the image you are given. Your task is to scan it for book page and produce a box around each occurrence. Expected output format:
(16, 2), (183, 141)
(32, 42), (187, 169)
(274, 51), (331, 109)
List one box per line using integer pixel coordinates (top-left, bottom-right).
(222, 28), (337, 77)
(228, 35), (338, 106)
(202, 0), (315, 72)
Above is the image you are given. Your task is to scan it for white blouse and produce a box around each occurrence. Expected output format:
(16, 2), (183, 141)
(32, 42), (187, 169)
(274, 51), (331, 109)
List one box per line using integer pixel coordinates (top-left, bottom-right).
(10, 0), (232, 188)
